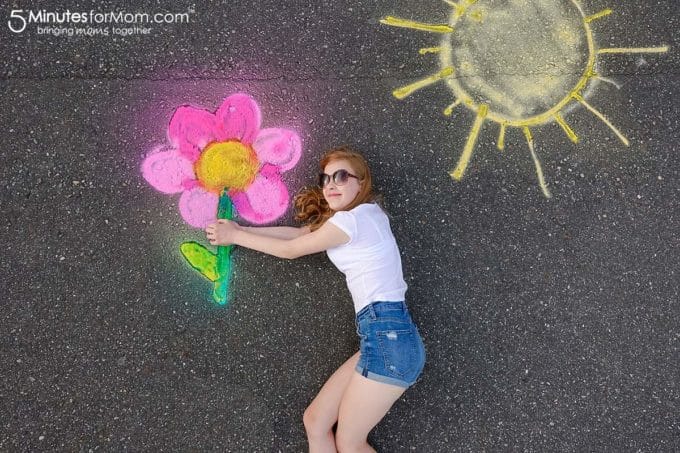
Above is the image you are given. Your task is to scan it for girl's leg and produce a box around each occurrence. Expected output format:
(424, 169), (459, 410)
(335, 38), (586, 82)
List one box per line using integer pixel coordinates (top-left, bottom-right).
(304, 351), (360, 453)
(335, 373), (406, 453)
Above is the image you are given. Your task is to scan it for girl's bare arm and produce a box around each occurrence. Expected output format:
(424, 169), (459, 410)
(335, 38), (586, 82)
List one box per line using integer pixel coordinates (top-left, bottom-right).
(238, 225), (311, 240)
(206, 220), (347, 259)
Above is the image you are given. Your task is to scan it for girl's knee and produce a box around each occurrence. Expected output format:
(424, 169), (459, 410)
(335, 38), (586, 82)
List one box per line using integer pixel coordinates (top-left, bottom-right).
(335, 431), (374, 453)
(303, 405), (329, 437)
(302, 406), (316, 431)
(334, 433), (353, 453)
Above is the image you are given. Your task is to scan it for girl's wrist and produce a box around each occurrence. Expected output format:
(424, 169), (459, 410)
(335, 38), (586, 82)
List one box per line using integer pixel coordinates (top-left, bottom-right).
(231, 228), (244, 246)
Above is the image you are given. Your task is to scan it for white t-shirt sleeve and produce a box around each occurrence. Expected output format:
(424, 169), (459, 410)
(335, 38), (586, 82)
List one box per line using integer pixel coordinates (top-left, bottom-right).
(327, 211), (358, 243)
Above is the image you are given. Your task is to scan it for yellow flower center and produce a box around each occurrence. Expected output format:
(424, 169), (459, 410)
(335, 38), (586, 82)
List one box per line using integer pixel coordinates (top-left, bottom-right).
(194, 140), (260, 192)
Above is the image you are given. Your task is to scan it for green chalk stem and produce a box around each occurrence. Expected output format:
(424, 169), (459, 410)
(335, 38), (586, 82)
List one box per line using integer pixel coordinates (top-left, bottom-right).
(178, 189), (235, 305)
(212, 189), (234, 305)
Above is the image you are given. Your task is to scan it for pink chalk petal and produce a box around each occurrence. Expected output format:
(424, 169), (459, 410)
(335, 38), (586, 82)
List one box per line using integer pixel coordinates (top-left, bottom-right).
(179, 187), (219, 228)
(168, 106), (217, 162)
(214, 93), (261, 145)
(232, 165), (289, 224)
(142, 150), (195, 194)
(253, 128), (302, 172)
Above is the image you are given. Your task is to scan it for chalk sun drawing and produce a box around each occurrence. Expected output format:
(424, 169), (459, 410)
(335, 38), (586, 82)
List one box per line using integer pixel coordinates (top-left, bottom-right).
(381, 0), (669, 197)
(142, 93), (302, 305)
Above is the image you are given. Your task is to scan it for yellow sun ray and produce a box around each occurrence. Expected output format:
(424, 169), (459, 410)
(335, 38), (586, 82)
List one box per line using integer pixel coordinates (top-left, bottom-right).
(419, 47), (442, 55)
(450, 104), (488, 180)
(443, 0), (479, 18)
(380, 16), (454, 34)
(393, 67), (454, 100)
(572, 93), (629, 146)
(443, 1), (466, 18)
(595, 75), (622, 89)
(497, 123), (507, 151)
(554, 113), (579, 143)
(598, 46), (669, 54)
(523, 127), (552, 199)
(444, 99), (462, 116)
(585, 9), (612, 23)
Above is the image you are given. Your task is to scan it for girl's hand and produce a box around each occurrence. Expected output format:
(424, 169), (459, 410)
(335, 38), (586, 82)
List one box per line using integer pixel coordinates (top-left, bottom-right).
(205, 219), (240, 246)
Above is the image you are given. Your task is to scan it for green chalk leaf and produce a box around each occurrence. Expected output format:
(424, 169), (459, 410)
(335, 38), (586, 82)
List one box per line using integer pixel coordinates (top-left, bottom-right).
(180, 241), (218, 282)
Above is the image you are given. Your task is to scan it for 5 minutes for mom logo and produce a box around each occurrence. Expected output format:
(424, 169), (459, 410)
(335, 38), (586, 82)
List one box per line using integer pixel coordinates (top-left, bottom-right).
(7, 8), (194, 36)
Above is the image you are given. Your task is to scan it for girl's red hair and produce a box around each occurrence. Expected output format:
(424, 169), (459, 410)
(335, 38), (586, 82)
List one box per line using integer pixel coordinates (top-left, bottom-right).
(294, 146), (376, 231)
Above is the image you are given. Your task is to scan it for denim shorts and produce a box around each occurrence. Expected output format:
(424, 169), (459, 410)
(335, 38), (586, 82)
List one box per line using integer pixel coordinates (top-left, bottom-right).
(355, 301), (426, 388)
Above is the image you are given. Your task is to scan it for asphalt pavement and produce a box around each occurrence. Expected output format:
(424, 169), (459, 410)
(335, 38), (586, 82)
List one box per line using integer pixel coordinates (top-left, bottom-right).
(1, 1), (679, 451)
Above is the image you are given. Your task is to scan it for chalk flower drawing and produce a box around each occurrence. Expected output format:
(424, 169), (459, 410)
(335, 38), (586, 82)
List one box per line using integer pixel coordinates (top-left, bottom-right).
(381, 0), (669, 197)
(142, 93), (302, 304)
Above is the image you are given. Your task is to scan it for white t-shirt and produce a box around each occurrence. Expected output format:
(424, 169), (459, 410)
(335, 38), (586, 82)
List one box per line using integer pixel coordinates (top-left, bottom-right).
(326, 203), (408, 313)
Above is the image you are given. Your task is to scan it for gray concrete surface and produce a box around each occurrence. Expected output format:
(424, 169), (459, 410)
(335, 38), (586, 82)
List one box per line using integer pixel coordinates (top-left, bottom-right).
(1, 0), (679, 451)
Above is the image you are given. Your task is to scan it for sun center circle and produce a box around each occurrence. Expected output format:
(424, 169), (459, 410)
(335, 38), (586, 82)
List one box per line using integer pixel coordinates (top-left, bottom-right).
(194, 140), (260, 192)
(441, 0), (592, 124)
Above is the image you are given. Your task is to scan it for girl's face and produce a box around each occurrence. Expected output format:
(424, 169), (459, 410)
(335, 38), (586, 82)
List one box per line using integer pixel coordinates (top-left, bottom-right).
(321, 159), (362, 211)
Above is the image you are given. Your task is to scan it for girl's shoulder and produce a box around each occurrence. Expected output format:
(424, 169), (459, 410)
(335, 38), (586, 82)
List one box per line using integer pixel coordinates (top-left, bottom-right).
(349, 203), (390, 224)
(350, 202), (383, 214)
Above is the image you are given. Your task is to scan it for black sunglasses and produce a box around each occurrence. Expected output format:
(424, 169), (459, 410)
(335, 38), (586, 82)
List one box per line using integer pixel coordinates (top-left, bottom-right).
(318, 169), (359, 188)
